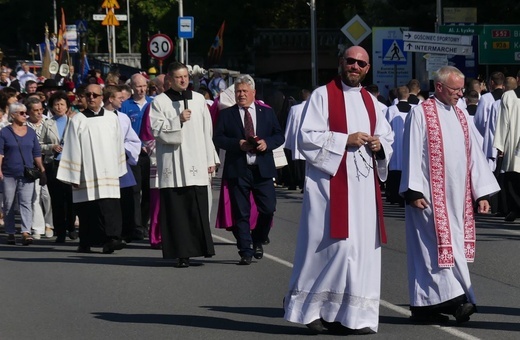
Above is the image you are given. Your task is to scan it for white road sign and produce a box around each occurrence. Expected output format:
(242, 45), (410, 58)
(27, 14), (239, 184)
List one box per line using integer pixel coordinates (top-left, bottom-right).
(93, 14), (127, 21)
(403, 31), (472, 46)
(147, 34), (174, 60)
(404, 41), (473, 55)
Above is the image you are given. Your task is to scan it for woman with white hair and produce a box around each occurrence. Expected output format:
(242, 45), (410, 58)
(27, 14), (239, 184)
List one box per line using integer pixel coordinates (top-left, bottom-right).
(0, 102), (46, 245)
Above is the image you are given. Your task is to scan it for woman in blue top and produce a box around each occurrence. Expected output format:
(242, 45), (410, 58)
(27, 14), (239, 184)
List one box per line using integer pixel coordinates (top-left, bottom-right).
(0, 102), (45, 245)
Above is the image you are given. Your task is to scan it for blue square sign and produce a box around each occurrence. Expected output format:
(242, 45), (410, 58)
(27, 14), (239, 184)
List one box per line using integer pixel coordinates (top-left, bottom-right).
(178, 16), (194, 39)
(382, 39), (407, 65)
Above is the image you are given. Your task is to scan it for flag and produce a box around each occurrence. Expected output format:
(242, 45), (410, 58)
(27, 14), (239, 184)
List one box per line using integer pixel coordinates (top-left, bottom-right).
(56, 8), (68, 62)
(207, 21), (225, 66)
(80, 47), (90, 83)
(41, 24), (52, 79)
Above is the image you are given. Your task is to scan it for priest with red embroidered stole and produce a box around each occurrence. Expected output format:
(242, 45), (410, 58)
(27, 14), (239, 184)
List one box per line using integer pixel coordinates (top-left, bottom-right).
(283, 46), (393, 335)
(399, 66), (500, 324)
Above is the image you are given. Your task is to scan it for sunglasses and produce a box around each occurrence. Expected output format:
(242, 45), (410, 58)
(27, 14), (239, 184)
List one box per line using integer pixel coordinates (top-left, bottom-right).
(85, 92), (102, 98)
(343, 57), (368, 68)
(17, 111), (28, 116)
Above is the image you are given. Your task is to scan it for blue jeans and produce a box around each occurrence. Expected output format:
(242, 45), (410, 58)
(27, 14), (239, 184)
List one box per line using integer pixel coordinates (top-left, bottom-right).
(3, 176), (35, 234)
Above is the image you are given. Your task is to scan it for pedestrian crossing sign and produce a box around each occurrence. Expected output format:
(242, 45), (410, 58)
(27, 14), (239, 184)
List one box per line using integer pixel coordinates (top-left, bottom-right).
(382, 39), (407, 65)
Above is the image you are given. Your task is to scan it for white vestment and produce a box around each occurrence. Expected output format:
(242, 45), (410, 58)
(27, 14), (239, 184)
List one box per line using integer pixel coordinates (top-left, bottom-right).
(149, 91), (216, 189)
(284, 84), (394, 332)
(57, 110), (127, 203)
(284, 101), (307, 160)
(473, 92), (497, 137)
(399, 97), (500, 307)
(118, 111), (141, 188)
(387, 110), (408, 171)
(494, 90), (520, 173)
(482, 99), (501, 171)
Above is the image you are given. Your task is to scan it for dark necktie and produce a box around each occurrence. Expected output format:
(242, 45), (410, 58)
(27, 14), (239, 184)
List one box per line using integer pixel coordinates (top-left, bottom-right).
(244, 107), (255, 137)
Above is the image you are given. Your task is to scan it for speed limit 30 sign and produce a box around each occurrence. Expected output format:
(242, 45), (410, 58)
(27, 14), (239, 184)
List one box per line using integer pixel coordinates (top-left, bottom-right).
(148, 34), (174, 60)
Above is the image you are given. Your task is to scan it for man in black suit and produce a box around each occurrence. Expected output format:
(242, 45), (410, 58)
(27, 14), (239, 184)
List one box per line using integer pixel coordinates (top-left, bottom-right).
(214, 75), (285, 265)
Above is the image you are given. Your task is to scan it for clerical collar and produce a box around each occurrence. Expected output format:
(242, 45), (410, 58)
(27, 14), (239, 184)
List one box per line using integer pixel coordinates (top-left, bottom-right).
(164, 88), (193, 102)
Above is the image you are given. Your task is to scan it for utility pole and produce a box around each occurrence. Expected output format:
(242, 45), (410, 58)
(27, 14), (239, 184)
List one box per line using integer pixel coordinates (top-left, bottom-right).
(310, 0), (317, 89)
(179, 0), (184, 63)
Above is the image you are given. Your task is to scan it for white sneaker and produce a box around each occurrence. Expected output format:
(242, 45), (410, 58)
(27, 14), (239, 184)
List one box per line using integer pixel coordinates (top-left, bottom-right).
(32, 232), (41, 240)
(45, 227), (54, 238)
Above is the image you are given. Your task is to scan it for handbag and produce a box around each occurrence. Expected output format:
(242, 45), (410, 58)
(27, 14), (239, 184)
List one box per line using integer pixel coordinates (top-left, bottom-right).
(8, 126), (41, 182)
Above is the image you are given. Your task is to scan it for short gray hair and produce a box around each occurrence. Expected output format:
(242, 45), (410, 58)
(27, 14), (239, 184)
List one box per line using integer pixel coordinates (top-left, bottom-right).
(434, 66), (465, 83)
(24, 97), (42, 112)
(234, 75), (255, 90)
(8, 102), (26, 115)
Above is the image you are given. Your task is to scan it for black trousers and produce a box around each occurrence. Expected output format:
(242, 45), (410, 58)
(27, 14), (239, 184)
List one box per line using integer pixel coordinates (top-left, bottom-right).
(76, 198), (122, 247)
(228, 166), (276, 257)
(504, 171), (520, 214)
(46, 161), (75, 237)
(130, 151), (151, 230)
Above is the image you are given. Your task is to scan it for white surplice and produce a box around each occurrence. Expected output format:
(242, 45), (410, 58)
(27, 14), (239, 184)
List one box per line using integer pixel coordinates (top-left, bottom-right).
(399, 97), (500, 307)
(284, 83), (394, 332)
(494, 90), (520, 173)
(284, 101), (307, 160)
(386, 106), (409, 172)
(149, 91), (216, 189)
(57, 111), (127, 203)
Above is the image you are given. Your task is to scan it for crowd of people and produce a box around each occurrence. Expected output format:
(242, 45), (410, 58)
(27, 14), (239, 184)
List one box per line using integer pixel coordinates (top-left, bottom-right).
(1, 52), (517, 335)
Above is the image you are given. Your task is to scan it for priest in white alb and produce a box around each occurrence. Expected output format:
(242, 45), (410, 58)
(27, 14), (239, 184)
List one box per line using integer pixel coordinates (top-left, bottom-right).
(283, 46), (393, 335)
(57, 84), (127, 254)
(399, 66), (500, 324)
(149, 62), (217, 268)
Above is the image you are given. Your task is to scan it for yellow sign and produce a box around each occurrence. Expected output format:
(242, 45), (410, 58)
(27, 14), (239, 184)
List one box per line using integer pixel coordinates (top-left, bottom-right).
(101, 0), (120, 9)
(102, 11), (120, 26)
(492, 41), (510, 49)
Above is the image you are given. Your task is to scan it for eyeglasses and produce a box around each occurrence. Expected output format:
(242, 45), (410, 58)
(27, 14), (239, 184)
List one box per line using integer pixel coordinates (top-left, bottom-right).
(85, 92), (102, 98)
(343, 57), (369, 68)
(441, 83), (465, 94)
(17, 111), (28, 116)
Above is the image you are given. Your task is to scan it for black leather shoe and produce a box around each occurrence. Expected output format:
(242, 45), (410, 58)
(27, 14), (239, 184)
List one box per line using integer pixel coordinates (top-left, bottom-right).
(176, 258), (190, 268)
(55, 235), (66, 243)
(455, 303), (476, 323)
(68, 230), (78, 240)
(77, 245), (92, 253)
(305, 319), (324, 334)
(238, 256), (252, 265)
(253, 244), (264, 259)
(262, 237), (270, 245)
(102, 239), (126, 254)
(504, 212), (517, 222)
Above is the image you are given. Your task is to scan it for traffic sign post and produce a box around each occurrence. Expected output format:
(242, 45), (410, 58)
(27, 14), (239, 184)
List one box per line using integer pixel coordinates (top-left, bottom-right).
(341, 15), (371, 46)
(178, 16), (194, 66)
(96, 0), (122, 64)
(148, 34), (174, 73)
(403, 42), (473, 55)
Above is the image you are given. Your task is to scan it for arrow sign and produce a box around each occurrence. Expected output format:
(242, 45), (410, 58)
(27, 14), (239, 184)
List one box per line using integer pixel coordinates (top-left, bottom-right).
(101, 0), (120, 9)
(403, 31), (472, 46)
(101, 11), (119, 26)
(404, 42), (473, 55)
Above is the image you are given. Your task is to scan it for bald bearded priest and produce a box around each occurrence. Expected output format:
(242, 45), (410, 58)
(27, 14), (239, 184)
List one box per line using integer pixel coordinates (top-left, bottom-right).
(149, 62), (217, 268)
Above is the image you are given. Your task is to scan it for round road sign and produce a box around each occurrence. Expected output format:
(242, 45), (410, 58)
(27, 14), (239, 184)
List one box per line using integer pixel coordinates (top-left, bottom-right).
(148, 34), (174, 60)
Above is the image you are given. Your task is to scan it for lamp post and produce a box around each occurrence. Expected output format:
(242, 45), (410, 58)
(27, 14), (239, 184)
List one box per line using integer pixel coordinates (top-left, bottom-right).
(310, 0), (317, 89)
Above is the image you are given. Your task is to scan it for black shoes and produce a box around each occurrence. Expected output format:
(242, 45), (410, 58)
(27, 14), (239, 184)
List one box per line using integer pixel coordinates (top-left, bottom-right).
(253, 244), (263, 259)
(238, 256), (252, 265)
(102, 239), (126, 254)
(68, 230), (78, 240)
(504, 212), (517, 222)
(77, 245), (92, 253)
(55, 235), (66, 243)
(176, 258), (190, 268)
(305, 319), (325, 334)
(454, 303), (476, 323)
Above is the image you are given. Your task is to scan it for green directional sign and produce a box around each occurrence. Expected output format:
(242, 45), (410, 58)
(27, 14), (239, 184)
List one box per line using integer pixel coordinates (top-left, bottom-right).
(441, 25), (520, 65)
(478, 25), (520, 65)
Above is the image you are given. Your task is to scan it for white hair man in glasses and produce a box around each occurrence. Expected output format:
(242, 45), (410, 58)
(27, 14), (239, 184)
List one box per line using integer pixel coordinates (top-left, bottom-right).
(399, 66), (499, 324)
(283, 46), (394, 335)
(57, 84), (127, 254)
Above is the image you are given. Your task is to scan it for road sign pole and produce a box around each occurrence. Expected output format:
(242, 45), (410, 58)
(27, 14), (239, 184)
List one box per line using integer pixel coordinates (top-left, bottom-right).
(179, 0), (184, 63)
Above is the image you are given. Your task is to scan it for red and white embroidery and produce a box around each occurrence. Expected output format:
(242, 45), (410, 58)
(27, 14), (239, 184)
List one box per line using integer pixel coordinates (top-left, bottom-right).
(422, 98), (475, 268)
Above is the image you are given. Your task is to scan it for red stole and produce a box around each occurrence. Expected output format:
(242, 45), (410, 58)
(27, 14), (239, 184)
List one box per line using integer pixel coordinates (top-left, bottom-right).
(422, 98), (475, 267)
(327, 77), (387, 243)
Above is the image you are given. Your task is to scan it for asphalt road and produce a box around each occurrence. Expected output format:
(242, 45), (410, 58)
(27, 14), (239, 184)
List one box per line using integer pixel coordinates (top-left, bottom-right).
(0, 181), (519, 339)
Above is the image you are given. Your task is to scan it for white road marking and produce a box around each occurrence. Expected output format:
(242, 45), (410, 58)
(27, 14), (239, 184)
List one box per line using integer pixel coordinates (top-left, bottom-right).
(212, 233), (481, 340)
